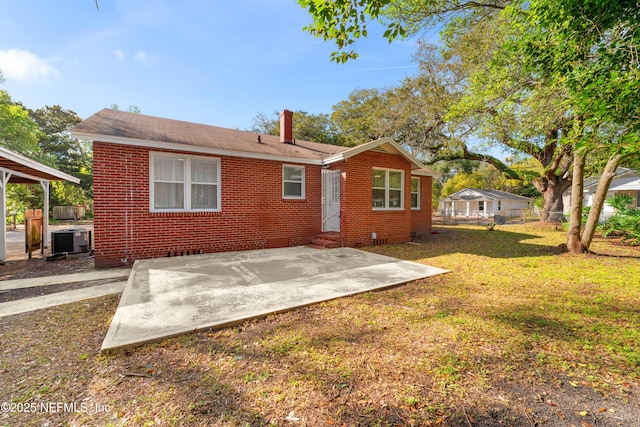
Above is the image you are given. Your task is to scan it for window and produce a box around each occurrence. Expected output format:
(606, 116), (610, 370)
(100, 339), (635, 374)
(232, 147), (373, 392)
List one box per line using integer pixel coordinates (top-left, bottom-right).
(498, 200), (502, 211)
(151, 152), (220, 212)
(411, 177), (420, 210)
(283, 165), (305, 199)
(478, 201), (485, 211)
(372, 168), (404, 210)
(637, 191), (640, 208)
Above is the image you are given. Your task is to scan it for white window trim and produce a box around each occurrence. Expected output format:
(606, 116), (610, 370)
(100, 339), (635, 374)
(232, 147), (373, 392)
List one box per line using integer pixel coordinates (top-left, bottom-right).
(372, 167), (405, 211)
(283, 164), (306, 200)
(411, 177), (421, 210)
(150, 151), (221, 212)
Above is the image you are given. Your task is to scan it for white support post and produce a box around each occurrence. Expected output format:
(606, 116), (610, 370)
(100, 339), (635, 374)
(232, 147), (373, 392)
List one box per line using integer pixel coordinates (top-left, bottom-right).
(40, 180), (50, 249)
(466, 201), (470, 217)
(0, 170), (12, 264)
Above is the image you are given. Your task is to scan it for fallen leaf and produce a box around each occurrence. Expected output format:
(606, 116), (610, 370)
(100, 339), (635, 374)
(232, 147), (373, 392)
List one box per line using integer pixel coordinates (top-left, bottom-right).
(579, 411), (588, 416)
(285, 410), (300, 422)
(598, 408), (606, 412)
(581, 421), (593, 427)
(569, 381), (579, 388)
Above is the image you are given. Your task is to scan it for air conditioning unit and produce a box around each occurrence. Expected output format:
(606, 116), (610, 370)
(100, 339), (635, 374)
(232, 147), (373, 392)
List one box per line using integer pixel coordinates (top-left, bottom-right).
(51, 229), (92, 254)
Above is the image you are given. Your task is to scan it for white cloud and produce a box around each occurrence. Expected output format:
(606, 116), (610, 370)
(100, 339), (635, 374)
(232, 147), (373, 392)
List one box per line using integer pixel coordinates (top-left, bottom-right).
(113, 50), (125, 61)
(134, 51), (149, 64)
(109, 50), (156, 65)
(0, 49), (60, 83)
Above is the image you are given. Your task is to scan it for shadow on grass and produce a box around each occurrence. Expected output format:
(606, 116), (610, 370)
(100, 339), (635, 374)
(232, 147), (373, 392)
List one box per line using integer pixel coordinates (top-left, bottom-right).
(367, 225), (563, 260)
(486, 299), (640, 369)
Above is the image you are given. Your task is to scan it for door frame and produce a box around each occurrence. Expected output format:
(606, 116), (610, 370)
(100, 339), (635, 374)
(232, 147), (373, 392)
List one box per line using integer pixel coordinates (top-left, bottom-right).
(322, 169), (341, 232)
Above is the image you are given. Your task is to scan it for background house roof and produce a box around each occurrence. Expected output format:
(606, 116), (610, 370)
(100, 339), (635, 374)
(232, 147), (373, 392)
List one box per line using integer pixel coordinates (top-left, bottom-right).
(583, 168), (640, 191)
(443, 188), (531, 201)
(72, 109), (347, 163)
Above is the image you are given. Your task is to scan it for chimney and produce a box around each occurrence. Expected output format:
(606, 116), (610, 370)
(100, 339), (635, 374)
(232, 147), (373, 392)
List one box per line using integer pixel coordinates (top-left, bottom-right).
(279, 109), (293, 144)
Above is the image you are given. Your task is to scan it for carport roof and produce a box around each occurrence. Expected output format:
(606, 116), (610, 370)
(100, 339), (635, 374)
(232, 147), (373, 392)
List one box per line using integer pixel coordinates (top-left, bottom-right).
(0, 146), (80, 184)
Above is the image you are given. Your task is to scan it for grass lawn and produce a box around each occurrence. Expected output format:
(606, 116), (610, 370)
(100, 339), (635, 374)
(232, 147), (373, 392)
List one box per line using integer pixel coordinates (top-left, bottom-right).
(1, 224), (638, 426)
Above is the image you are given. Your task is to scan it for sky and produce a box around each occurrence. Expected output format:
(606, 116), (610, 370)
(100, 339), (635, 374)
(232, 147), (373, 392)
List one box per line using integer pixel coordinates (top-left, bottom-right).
(0, 0), (428, 130)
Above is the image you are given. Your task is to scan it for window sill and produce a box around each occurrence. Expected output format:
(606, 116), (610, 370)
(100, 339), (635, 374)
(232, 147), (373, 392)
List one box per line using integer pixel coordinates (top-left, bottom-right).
(150, 209), (221, 214)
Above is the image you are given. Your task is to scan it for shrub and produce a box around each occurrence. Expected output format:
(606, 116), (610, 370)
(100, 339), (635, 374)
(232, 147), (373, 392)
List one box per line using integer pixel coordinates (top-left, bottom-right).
(600, 194), (640, 245)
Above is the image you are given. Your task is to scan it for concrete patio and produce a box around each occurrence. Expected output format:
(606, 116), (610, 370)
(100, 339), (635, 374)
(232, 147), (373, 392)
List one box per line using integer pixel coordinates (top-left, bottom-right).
(102, 246), (448, 353)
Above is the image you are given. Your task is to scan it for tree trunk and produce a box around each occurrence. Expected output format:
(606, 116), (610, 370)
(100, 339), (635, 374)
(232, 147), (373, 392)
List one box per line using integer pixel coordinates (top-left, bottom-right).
(581, 153), (623, 250)
(535, 174), (570, 223)
(566, 149), (587, 253)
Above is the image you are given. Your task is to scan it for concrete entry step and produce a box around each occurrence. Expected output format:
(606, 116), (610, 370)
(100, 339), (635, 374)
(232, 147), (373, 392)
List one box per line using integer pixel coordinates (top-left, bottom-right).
(310, 232), (343, 248)
(309, 238), (341, 249)
(101, 246), (449, 353)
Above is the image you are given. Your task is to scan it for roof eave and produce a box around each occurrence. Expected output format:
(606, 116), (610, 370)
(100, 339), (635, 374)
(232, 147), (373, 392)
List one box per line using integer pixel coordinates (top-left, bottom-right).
(72, 131), (325, 166)
(411, 169), (439, 177)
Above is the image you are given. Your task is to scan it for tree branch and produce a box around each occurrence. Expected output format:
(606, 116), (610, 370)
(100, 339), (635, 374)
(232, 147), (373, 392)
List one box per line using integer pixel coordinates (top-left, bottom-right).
(424, 144), (522, 180)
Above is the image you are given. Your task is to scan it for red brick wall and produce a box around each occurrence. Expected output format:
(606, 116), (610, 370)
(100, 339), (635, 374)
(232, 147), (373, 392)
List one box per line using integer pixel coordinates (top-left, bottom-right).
(93, 142), (322, 268)
(411, 175), (433, 237)
(339, 151), (415, 246)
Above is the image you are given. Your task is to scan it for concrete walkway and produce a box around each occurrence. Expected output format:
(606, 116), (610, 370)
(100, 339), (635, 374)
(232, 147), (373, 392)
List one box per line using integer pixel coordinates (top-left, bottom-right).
(0, 281), (126, 317)
(0, 269), (129, 318)
(102, 246), (448, 353)
(0, 269), (129, 291)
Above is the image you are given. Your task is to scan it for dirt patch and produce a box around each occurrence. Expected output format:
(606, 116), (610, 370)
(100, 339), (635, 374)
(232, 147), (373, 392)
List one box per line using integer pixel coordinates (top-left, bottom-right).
(0, 254), (96, 281)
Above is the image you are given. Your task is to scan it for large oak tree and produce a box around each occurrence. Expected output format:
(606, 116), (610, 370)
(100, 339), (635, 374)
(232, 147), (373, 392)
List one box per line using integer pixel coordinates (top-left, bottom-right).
(299, 0), (640, 247)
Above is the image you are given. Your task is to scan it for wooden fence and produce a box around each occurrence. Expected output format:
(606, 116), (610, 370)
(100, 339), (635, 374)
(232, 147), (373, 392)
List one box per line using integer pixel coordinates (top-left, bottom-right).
(25, 209), (44, 259)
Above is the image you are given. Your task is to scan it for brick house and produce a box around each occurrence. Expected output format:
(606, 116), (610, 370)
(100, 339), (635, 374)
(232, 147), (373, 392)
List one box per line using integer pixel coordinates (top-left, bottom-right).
(72, 109), (436, 268)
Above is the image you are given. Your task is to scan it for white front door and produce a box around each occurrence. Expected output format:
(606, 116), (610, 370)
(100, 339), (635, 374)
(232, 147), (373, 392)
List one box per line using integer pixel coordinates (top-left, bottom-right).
(322, 169), (340, 231)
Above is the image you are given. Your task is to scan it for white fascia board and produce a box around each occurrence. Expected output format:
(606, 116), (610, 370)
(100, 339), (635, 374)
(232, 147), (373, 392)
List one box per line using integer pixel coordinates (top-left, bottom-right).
(411, 169), (439, 177)
(322, 154), (346, 165)
(73, 131), (325, 166)
(341, 138), (401, 160)
(0, 147), (80, 183)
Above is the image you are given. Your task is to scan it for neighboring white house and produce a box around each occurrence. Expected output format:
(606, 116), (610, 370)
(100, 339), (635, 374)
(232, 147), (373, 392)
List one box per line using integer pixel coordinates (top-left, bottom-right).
(441, 188), (531, 218)
(564, 168), (640, 217)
